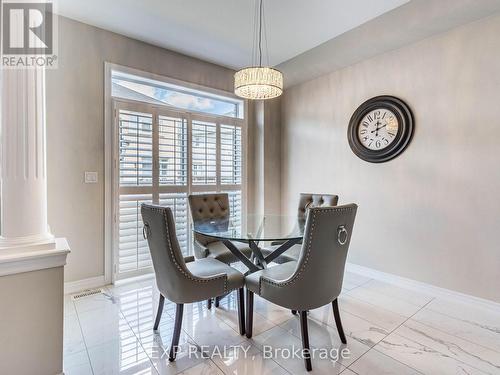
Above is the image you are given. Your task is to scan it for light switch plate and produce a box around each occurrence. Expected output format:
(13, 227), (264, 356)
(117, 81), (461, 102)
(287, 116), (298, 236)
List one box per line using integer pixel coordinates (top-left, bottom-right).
(84, 171), (98, 184)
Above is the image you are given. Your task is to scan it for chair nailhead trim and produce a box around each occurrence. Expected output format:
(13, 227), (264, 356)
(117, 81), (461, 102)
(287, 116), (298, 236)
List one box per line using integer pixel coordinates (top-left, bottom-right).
(259, 206), (354, 295)
(146, 205), (228, 293)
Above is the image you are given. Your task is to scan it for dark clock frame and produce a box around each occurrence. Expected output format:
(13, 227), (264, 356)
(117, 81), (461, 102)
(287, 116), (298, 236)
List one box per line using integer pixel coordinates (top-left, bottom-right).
(348, 95), (414, 163)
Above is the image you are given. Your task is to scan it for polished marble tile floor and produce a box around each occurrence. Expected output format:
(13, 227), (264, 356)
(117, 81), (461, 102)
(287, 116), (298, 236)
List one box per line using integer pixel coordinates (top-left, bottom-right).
(64, 270), (500, 375)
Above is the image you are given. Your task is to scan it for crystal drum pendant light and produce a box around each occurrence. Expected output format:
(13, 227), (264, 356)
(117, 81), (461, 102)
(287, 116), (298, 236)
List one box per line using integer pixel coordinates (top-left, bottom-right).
(234, 0), (283, 100)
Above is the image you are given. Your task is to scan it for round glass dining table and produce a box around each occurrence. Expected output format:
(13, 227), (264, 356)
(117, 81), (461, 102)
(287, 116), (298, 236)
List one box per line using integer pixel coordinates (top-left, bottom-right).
(193, 214), (304, 273)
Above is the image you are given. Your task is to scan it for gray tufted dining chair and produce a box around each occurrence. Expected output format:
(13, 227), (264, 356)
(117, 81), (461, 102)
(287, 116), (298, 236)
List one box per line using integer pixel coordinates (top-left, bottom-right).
(188, 193), (253, 308)
(261, 193), (339, 264)
(188, 193), (253, 265)
(141, 204), (246, 361)
(245, 204), (357, 371)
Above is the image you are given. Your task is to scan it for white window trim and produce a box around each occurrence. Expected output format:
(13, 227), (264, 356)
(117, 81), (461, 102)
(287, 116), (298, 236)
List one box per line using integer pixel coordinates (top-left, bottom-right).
(104, 62), (248, 283)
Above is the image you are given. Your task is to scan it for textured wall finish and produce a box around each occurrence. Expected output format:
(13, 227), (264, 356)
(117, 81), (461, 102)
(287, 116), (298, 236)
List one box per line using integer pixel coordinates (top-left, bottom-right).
(281, 15), (500, 302)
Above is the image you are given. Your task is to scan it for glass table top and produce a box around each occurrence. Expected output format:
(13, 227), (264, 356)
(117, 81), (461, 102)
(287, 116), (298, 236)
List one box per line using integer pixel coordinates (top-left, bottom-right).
(193, 214), (305, 242)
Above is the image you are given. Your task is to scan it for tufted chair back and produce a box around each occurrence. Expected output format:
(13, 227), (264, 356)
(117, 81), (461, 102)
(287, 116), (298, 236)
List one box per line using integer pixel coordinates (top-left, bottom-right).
(189, 193), (230, 222)
(297, 193), (339, 221)
(188, 193), (230, 258)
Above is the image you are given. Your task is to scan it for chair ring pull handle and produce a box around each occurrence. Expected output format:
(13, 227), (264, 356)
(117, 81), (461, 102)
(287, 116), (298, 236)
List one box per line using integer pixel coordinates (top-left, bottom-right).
(143, 223), (151, 240)
(338, 225), (348, 245)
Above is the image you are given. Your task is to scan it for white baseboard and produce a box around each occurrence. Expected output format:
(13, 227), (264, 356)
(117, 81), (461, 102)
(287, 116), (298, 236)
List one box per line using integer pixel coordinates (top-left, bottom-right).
(346, 262), (500, 312)
(64, 275), (107, 294)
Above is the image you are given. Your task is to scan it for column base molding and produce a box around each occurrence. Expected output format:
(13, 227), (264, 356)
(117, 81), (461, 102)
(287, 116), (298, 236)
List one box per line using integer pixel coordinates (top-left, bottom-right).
(0, 232), (55, 251)
(0, 238), (70, 277)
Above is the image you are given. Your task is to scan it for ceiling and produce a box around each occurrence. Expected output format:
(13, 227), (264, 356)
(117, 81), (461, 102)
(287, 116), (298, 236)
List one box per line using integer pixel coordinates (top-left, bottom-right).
(277, 0), (500, 86)
(56, 0), (409, 69)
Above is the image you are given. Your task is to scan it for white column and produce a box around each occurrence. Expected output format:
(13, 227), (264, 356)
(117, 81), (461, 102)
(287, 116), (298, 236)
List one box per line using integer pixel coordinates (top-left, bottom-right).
(0, 67), (55, 250)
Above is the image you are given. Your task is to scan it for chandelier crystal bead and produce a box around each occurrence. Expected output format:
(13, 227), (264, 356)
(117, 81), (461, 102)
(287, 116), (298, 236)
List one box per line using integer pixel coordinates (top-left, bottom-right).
(234, 67), (283, 100)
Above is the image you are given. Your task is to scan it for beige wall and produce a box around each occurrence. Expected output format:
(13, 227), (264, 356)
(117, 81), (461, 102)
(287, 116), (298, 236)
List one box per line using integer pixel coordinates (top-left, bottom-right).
(0, 267), (64, 375)
(46, 17), (237, 282)
(281, 15), (500, 302)
(248, 99), (282, 217)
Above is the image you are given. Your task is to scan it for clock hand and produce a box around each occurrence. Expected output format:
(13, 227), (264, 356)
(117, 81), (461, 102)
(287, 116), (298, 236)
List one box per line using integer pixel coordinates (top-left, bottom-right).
(371, 124), (386, 133)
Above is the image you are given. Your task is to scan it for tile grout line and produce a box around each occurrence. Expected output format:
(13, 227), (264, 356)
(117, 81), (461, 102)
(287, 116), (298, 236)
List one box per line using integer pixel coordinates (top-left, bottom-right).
(72, 298), (96, 375)
(341, 366), (359, 374)
(385, 318), (500, 374)
(117, 288), (248, 374)
(205, 296), (294, 375)
(415, 307), (500, 355)
(346, 281), (435, 310)
(109, 287), (162, 374)
(209, 296), (294, 374)
(345, 288), (432, 314)
(342, 277), (374, 293)
(72, 284), (245, 375)
(406, 312), (500, 355)
(272, 313), (361, 373)
(268, 281), (419, 373)
(335, 294), (408, 331)
(361, 288), (500, 372)
(308, 302), (392, 337)
(154, 300), (230, 375)
(209, 357), (228, 374)
(343, 297), (436, 374)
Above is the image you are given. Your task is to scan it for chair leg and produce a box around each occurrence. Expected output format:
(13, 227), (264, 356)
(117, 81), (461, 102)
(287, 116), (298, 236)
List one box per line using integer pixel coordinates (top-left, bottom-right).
(169, 304), (184, 362)
(153, 294), (165, 331)
(207, 298), (212, 310)
(332, 298), (347, 344)
(299, 311), (312, 371)
(291, 310), (297, 315)
(245, 289), (254, 338)
(215, 296), (220, 308)
(237, 288), (246, 335)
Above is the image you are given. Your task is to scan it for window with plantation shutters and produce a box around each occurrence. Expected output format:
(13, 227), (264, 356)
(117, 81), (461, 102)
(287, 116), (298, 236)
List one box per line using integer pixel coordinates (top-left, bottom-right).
(112, 73), (245, 281)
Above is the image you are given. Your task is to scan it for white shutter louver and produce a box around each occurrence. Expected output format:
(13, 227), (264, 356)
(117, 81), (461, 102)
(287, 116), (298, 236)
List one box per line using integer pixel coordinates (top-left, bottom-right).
(228, 191), (242, 229)
(220, 125), (242, 185)
(159, 116), (188, 186)
(159, 193), (189, 255)
(119, 110), (153, 186)
(118, 194), (153, 274)
(192, 121), (217, 185)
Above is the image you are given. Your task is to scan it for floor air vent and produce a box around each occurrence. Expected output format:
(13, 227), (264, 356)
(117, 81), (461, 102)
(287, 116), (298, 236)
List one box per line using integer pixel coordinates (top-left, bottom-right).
(72, 288), (103, 300)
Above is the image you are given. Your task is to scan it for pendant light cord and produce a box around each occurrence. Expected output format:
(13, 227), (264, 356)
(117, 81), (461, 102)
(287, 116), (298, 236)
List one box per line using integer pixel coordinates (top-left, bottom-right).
(259, 0), (263, 67)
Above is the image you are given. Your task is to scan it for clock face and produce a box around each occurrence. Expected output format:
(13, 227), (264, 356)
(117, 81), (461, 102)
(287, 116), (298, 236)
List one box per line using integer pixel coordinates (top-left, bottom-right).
(357, 109), (399, 151)
(348, 96), (414, 163)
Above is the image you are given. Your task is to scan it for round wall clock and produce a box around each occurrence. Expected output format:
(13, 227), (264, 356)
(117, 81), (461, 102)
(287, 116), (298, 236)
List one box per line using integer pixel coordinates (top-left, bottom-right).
(348, 96), (414, 163)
